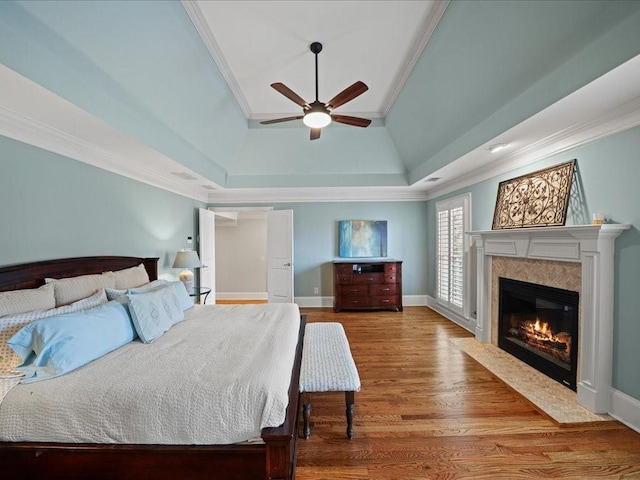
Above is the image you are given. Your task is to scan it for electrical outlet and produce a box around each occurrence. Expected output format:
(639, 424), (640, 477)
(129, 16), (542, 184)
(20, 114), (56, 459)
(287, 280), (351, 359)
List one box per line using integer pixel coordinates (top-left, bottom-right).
(314, 287), (319, 295)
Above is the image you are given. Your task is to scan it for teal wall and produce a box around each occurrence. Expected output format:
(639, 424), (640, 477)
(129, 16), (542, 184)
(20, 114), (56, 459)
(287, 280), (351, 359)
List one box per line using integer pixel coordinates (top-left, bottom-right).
(0, 136), (205, 276)
(426, 126), (640, 401)
(211, 202), (429, 298)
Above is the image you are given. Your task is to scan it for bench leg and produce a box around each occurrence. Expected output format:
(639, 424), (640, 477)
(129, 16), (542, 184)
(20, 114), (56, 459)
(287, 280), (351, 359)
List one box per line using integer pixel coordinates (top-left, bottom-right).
(345, 391), (355, 439)
(302, 392), (311, 439)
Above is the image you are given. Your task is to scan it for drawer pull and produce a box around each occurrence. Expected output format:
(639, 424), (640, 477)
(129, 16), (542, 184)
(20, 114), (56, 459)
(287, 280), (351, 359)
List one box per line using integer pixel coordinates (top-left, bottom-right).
(381, 288), (390, 292)
(381, 299), (390, 303)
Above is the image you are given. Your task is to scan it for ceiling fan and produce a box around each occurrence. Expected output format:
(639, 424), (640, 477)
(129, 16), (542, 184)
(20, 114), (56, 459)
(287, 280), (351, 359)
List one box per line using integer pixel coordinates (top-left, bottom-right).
(260, 42), (371, 140)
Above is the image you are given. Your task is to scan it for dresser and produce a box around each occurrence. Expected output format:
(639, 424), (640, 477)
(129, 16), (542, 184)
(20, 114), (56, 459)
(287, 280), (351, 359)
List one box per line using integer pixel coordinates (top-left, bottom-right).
(333, 260), (402, 312)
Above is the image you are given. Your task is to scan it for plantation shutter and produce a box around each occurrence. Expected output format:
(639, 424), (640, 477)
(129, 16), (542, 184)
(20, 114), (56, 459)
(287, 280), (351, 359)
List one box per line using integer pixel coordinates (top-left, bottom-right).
(436, 196), (469, 316)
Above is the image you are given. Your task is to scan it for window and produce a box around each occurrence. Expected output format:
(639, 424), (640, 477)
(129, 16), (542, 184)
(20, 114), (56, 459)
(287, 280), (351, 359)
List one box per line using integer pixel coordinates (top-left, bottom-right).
(436, 194), (471, 316)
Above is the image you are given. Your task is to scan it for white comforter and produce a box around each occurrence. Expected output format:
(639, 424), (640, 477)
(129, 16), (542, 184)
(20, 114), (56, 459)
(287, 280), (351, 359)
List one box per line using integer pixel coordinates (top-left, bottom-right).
(0, 303), (300, 445)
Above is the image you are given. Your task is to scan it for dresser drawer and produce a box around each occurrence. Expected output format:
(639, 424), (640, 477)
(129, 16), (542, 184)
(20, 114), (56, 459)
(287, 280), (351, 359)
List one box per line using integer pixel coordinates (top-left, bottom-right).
(336, 274), (352, 284)
(384, 274), (397, 284)
(339, 296), (371, 308)
(384, 263), (398, 274)
(370, 284), (397, 296)
(370, 295), (400, 308)
(352, 273), (384, 284)
(338, 284), (369, 296)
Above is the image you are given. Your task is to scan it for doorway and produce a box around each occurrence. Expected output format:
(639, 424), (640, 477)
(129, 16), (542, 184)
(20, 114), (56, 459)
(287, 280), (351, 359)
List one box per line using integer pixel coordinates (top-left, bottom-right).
(210, 207), (294, 304)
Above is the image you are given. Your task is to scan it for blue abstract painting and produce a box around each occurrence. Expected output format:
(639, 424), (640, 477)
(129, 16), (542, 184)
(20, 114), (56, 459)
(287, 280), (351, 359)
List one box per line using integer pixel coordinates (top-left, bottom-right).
(339, 220), (387, 258)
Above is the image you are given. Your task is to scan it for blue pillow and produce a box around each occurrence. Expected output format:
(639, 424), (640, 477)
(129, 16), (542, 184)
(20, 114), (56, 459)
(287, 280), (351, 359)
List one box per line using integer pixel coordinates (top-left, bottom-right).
(126, 286), (184, 343)
(169, 281), (194, 311)
(127, 281), (193, 312)
(8, 301), (136, 383)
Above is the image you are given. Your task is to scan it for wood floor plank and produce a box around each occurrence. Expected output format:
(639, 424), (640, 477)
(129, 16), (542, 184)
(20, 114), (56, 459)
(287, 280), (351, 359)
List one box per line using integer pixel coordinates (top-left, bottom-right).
(296, 307), (640, 479)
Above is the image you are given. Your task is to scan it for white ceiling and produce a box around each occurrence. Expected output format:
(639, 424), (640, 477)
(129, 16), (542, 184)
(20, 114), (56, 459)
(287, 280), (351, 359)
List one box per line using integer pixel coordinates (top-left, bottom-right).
(187, 1), (446, 120)
(1, 1), (639, 203)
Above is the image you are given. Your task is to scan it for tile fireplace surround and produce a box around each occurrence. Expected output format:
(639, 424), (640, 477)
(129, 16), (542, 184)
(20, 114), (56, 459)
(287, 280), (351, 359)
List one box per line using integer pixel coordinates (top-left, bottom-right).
(470, 224), (629, 414)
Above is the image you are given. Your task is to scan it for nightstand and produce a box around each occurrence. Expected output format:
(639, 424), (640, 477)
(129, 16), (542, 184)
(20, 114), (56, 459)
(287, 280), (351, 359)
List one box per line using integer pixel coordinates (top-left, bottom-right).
(187, 287), (211, 304)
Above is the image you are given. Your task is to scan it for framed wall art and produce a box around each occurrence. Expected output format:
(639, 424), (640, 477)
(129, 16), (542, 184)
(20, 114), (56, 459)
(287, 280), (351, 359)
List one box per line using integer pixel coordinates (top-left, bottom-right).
(339, 220), (387, 257)
(492, 160), (575, 229)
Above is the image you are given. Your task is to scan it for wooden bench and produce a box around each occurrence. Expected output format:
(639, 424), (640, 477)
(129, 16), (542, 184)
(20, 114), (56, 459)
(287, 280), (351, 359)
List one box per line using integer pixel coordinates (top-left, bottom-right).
(299, 322), (361, 439)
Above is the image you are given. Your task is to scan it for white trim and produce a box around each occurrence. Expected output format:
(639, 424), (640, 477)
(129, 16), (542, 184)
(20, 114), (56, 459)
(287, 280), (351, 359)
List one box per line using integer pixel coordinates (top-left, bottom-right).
(0, 105), (211, 203)
(424, 84), (640, 201)
(208, 186), (428, 204)
(295, 296), (334, 308)
(427, 295), (476, 333)
(435, 193), (471, 316)
(181, 0), (252, 118)
(380, 0), (449, 116)
(610, 388), (640, 434)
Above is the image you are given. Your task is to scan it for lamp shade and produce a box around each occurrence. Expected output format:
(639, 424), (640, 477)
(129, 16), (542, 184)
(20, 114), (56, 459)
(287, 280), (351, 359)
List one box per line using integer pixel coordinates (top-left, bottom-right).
(172, 250), (201, 269)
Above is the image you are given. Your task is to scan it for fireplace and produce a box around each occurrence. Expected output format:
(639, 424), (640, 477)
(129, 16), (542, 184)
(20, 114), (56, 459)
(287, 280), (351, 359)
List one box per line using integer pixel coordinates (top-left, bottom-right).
(498, 277), (579, 390)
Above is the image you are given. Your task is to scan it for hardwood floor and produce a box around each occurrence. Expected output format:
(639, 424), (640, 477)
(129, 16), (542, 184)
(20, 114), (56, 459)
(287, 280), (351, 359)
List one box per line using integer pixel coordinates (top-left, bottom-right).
(296, 307), (640, 480)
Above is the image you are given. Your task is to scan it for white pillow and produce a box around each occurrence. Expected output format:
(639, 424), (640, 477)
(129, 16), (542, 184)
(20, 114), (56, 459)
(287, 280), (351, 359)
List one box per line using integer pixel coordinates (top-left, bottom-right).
(0, 283), (56, 317)
(0, 289), (108, 376)
(112, 263), (150, 289)
(46, 272), (115, 306)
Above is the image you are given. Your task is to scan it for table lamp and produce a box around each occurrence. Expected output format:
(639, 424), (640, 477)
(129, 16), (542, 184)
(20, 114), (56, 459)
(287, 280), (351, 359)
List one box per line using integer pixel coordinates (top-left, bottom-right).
(172, 250), (201, 291)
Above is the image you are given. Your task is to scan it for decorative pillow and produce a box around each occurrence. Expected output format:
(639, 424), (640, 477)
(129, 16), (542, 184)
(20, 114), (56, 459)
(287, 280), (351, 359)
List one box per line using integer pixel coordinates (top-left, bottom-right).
(0, 289), (108, 376)
(169, 281), (194, 311)
(126, 286), (183, 343)
(111, 263), (150, 289)
(126, 279), (168, 295)
(0, 283), (56, 317)
(105, 287), (127, 301)
(8, 301), (136, 383)
(46, 272), (115, 306)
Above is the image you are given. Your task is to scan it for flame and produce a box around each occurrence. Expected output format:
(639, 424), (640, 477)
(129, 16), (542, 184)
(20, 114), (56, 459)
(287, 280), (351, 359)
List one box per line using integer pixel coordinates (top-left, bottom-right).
(533, 319), (552, 337)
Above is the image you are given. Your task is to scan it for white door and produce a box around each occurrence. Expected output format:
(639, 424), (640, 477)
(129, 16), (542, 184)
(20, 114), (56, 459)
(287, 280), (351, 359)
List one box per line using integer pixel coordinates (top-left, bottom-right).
(267, 209), (294, 303)
(198, 208), (216, 304)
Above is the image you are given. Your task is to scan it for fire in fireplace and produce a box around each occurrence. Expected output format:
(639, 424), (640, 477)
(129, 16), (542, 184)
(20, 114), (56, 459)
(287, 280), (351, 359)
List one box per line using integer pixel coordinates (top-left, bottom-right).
(498, 277), (579, 390)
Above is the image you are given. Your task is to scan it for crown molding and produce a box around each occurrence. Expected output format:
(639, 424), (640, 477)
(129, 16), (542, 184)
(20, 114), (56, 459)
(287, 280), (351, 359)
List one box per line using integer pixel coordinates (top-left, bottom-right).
(0, 105), (211, 203)
(208, 186), (428, 204)
(182, 0), (252, 119)
(423, 94), (640, 201)
(380, 0), (449, 116)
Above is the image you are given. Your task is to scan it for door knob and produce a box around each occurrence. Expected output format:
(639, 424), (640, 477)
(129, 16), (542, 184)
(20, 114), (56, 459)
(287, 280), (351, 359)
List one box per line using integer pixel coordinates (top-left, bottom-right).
(283, 262), (291, 267)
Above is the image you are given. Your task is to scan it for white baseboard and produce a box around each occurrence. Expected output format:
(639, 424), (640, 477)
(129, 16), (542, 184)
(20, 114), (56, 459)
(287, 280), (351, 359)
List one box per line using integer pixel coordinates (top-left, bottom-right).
(216, 291), (267, 300)
(295, 296), (334, 308)
(610, 388), (640, 434)
(426, 295), (476, 333)
(295, 295), (429, 309)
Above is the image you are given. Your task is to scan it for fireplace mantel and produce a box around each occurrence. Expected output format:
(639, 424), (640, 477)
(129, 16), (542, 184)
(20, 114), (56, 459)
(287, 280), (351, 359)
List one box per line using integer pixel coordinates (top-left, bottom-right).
(469, 224), (630, 413)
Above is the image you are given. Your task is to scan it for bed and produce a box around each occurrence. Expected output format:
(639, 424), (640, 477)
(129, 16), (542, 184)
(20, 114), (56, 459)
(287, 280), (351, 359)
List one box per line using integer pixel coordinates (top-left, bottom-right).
(0, 256), (305, 480)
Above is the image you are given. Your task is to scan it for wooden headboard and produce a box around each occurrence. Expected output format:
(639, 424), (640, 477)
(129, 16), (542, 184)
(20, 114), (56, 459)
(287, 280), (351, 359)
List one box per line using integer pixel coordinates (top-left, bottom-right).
(0, 256), (159, 292)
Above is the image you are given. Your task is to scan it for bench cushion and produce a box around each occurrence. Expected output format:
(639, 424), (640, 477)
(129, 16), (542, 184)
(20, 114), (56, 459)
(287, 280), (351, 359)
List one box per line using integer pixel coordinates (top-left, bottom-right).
(300, 322), (360, 393)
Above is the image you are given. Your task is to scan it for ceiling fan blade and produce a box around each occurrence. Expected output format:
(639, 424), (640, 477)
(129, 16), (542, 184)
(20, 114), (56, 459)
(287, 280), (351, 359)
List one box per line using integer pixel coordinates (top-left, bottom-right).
(260, 115), (304, 125)
(310, 128), (321, 140)
(325, 81), (368, 110)
(271, 83), (310, 109)
(332, 114), (372, 128)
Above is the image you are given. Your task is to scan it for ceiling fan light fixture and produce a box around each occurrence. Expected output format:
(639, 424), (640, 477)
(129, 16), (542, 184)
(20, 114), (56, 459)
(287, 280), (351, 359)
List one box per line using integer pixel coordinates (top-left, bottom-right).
(303, 110), (331, 128)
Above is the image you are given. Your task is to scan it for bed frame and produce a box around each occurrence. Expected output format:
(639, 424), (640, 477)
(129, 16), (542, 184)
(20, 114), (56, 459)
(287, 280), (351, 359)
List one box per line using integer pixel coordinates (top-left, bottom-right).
(0, 256), (305, 480)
